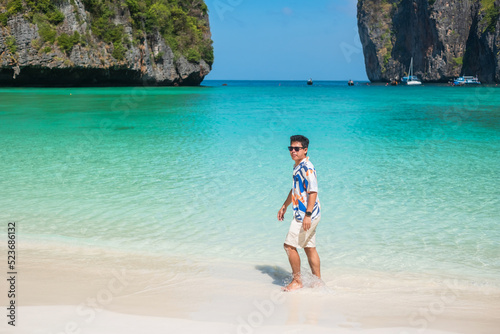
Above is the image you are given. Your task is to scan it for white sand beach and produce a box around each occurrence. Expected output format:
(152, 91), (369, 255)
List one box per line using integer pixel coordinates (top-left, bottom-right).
(3, 242), (499, 334)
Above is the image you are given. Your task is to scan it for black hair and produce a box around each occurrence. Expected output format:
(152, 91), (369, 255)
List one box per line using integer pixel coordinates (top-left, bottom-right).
(290, 135), (309, 151)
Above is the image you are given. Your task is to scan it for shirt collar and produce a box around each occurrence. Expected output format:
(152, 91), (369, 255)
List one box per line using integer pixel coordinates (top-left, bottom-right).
(294, 157), (309, 169)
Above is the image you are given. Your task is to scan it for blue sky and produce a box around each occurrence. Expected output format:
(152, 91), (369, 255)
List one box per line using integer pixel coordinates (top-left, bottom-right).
(204, 0), (368, 81)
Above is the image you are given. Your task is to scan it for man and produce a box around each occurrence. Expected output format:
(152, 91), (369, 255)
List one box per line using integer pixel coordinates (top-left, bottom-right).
(277, 135), (321, 291)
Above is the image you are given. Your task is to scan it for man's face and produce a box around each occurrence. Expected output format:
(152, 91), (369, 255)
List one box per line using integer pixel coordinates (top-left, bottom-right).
(289, 141), (308, 162)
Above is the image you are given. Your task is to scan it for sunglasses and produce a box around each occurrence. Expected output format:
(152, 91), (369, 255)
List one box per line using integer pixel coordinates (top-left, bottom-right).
(288, 146), (305, 152)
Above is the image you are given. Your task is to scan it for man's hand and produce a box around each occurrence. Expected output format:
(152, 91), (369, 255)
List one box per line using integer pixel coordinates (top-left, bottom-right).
(302, 216), (311, 231)
(277, 205), (287, 221)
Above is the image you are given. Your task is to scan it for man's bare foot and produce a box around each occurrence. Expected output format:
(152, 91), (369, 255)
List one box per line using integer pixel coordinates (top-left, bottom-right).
(282, 280), (303, 292)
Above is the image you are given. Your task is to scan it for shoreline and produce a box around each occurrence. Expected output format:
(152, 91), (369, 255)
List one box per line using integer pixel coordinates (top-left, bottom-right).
(3, 243), (499, 334)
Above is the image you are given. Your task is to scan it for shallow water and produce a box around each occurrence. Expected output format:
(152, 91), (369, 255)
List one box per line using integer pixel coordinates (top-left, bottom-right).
(1, 81), (499, 286)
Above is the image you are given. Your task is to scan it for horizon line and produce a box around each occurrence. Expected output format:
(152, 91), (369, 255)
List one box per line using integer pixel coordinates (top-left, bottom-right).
(203, 79), (370, 82)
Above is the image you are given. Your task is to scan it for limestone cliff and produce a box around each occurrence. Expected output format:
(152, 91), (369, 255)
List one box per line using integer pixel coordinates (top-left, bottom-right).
(357, 0), (500, 83)
(0, 0), (213, 86)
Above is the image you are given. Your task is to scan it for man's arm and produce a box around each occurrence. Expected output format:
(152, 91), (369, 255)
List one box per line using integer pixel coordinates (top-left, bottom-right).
(277, 189), (292, 221)
(302, 191), (317, 231)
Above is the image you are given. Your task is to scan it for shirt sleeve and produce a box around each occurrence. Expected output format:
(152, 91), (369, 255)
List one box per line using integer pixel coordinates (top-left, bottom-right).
(305, 167), (318, 193)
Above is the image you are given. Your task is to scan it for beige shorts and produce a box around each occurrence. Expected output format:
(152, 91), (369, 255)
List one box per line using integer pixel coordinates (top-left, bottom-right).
(284, 216), (320, 249)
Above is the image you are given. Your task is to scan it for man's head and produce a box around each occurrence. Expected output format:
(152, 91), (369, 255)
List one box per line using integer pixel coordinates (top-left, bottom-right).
(289, 135), (309, 162)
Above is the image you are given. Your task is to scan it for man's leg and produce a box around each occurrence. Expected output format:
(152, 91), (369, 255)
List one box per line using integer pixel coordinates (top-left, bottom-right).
(283, 243), (302, 291)
(304, 247), (321, 279)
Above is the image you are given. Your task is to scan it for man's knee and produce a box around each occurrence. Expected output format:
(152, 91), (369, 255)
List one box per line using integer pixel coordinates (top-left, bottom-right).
(304, 247), (317, 256)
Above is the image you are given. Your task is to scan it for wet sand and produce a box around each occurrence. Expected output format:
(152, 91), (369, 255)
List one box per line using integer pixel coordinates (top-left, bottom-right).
(3, 243), (500, 334)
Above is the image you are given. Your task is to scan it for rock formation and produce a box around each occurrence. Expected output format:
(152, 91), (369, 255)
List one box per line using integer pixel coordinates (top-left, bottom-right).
(0, 0), (213, 86)
(357, 0), (500, 83)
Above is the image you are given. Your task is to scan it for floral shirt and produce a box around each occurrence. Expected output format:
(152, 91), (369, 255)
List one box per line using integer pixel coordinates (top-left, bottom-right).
(292, 157), (320, 222)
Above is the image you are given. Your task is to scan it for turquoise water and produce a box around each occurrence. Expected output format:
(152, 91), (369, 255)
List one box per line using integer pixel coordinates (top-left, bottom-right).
(1, 81), (499, 284)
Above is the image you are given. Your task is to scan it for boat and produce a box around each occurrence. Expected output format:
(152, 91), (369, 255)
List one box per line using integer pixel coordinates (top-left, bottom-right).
(452, 76), (481, 86)
(401, 57), (422, 85)
(348, 79), (354, 86)
(307, 78), (313, 85)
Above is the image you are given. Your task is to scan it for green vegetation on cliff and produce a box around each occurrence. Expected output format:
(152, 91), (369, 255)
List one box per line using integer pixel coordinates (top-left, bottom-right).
(57, 31), (82, 54)
(0, 0), (213, 65)
(0, 0), (65, 26)
(82, 0), (213, 64)
(452, 56), (463, 69)
(480, 0), (499, 33)
(0, 0), (66, 57)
